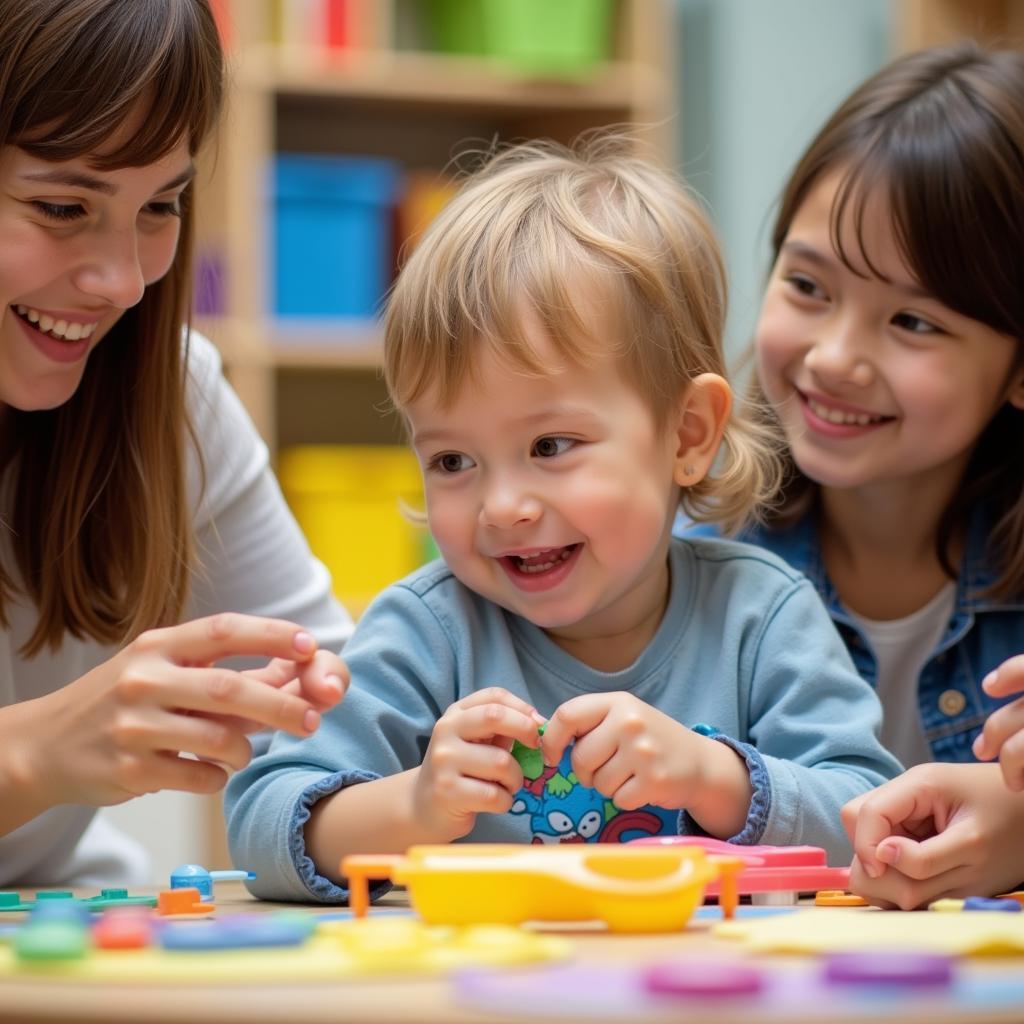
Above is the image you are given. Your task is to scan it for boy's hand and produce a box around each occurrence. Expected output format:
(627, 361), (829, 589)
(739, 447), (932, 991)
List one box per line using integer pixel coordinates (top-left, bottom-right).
(842, 762), (1024, 910)
(540, 692), (751, 836)
(973, 655), (1024, 790)
(412, 687), (545, 841)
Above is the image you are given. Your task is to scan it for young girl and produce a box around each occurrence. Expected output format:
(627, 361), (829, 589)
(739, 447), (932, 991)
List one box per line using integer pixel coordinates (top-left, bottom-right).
(703, 42), (1024, 907)
(0, 0), (351, 886)
(226, 138), (900, 904)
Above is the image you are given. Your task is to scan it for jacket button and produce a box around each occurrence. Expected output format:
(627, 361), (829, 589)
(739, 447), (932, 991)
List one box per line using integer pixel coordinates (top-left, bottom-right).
(938, 689), (966, 717)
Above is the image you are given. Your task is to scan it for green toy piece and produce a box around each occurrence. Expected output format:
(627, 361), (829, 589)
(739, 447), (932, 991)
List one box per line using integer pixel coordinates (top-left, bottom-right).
(14, 921), (90, 961)
(511, 723), (548, 779)
(82, 888), (158, 910)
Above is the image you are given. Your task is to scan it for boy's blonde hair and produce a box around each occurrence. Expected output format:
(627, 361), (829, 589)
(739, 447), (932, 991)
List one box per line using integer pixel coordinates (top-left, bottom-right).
(384, 136), (781, 533)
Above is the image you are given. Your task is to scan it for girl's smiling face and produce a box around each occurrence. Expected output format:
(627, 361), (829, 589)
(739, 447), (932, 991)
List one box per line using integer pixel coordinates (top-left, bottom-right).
(755, 172), (1024, 498)
(0, 130), (192, 413)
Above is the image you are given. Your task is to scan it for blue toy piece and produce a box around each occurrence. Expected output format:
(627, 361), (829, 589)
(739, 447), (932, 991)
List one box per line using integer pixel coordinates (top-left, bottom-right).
(963, 896), (1022, 913)
(28, 899), (92, 926)
(169, 864), (257, 902)
(159, 914), (310, 951)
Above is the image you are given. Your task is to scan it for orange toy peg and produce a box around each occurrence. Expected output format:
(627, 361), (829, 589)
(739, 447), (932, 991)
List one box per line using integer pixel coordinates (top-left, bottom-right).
(341, 856), (404, 919)
(712, 856), (745, 919)
(156, 887), (216, 916)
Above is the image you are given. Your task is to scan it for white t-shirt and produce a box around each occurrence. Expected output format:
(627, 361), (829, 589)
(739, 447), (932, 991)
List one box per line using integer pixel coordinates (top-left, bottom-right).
(846, 582), (956, 768)
(0, 333), (354, 886)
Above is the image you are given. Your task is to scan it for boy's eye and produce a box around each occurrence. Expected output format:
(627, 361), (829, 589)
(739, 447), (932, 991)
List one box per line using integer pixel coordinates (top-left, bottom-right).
(891, 311), (938, 335)
(432, 452), (473, 474)
(533, 436), (574, 458)
(34, 201), (85, 222)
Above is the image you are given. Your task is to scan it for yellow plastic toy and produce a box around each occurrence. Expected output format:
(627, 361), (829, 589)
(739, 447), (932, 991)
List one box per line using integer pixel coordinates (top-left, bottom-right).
(342, 844), (745, 934)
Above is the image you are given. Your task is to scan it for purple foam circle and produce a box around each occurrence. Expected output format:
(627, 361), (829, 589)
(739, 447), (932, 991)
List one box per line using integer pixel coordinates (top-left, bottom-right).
(823, 951), (954, 987)
(643, 959), (766, 998)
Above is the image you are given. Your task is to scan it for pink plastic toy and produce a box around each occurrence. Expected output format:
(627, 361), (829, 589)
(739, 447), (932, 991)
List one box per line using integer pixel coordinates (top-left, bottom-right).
(629, 837), (849, 900)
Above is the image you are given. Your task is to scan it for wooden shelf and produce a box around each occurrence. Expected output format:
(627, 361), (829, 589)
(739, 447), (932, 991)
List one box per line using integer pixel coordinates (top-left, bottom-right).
(239, 46), (656, 114)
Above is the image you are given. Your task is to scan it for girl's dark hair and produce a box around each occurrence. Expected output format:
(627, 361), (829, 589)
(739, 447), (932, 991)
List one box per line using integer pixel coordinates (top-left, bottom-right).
(761, 42), (1024, 597)
(0, 0), (224, 655)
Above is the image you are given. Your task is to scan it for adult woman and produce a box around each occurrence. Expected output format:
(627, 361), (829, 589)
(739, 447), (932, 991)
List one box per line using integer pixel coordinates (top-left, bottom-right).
(0, 0), (352, 885)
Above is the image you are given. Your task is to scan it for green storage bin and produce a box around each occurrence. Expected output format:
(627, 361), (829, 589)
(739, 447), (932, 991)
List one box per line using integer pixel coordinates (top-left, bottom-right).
(426, 0), (614, 75)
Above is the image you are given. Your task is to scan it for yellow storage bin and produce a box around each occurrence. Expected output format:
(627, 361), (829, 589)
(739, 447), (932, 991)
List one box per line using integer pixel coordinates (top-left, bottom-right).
(278, 445), (430, 616)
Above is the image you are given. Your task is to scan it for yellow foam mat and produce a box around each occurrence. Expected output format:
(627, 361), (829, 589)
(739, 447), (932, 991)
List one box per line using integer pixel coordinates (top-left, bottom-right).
(0, 918), (570, 983)
(715, 909), (1024, 956)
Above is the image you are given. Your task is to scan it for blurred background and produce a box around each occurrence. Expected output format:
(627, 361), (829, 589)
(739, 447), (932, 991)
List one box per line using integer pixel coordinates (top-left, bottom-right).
(104, 0), (1023, 882)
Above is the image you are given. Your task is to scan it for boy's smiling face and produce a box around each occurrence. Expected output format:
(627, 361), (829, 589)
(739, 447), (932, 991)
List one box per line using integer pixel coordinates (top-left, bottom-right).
(407, 317), (685, 663)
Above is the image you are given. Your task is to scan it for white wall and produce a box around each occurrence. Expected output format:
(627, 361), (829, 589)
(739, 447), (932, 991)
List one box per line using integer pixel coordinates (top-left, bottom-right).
(676, 0), (890, 357)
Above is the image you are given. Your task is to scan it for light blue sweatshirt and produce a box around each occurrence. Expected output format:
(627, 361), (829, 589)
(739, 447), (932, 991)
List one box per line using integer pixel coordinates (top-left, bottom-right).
(226, 537), (902, 902)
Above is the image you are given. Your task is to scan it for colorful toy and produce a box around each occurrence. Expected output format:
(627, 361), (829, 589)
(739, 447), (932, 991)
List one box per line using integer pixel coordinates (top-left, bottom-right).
(630, 836), (851, 902)
(341, 843), (745, 933)
(823, 951), (954, 988)
(156, 888), (215, 916)
(715, 907), (1024, 955)
(0, 889), (156, 912)
(169, 864), (256, 902)
(814, 890), (869, 907)
(0, 916), (569, 982)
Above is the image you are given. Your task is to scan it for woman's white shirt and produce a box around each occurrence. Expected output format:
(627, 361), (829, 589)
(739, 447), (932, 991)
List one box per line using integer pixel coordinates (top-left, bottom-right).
(0, 332), (353, 886)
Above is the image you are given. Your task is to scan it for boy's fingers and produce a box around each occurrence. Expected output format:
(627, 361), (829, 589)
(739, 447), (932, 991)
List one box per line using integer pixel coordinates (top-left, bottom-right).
(541, 696), (610, 767)
(458, 704), (543, 746)
(144, 614), (319, 667)
(974, 699), (1024, 760)
(846, 784), (927, 878)
(456, 687), (544, 722)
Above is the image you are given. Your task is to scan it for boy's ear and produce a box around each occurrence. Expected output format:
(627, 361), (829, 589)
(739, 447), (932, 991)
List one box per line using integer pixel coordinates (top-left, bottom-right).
(672, 373), (732, 487)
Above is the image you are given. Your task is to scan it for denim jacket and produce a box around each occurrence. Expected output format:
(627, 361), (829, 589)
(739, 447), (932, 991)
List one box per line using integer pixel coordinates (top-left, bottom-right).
(685, 510), (1024, 764)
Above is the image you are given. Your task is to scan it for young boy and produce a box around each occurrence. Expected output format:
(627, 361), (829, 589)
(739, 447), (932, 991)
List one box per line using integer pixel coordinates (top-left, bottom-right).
(226, 139), (901, 903)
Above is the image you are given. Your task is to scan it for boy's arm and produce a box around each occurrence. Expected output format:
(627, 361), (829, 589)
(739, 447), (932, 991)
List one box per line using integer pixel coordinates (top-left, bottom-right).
(683, 577), (903, 864)
(225, 585), (459, 902)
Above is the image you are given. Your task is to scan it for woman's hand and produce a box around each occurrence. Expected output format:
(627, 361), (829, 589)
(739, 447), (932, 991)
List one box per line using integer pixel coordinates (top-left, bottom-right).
(973, 655), (1024, 790)
(2, 613), (349, 813)
(842, 762), (1024, 910)
(412, 687), (544, 841)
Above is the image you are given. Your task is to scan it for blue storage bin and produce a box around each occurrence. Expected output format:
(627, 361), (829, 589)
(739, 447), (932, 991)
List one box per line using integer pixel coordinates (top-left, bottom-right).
(272, 154), (402, 318)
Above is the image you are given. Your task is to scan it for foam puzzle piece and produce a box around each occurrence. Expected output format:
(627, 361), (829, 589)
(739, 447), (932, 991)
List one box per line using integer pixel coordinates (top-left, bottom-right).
(714, 908), (1024, 956)
(0, 917), (569, 982)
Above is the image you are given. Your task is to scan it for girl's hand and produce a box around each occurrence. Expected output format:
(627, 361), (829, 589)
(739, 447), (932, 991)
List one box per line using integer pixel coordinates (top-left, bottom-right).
(972, 655), (1024, 790)
(412, 687), (544, 841)
(842, 762), (1024, 910)
(6, 613), (349, 809)
(540, 692), (752, 836)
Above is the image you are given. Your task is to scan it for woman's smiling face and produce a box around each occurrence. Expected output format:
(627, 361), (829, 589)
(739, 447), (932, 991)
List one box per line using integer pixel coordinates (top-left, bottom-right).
(0, 126), (192, 413)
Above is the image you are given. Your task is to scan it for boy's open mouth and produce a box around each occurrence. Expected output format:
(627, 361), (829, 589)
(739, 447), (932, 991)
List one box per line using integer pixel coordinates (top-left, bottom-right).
(502, 544), (579, 575)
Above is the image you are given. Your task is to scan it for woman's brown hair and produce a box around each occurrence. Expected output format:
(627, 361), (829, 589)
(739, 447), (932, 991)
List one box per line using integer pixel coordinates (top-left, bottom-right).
(0, 0), (224, 655)
(758, 42), (1024, 597)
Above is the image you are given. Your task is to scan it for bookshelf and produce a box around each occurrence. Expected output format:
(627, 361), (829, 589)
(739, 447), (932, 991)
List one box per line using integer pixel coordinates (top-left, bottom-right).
(193, 0), (679, 454)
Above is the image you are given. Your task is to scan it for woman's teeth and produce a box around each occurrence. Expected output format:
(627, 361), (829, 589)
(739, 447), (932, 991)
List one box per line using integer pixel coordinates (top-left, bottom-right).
(15, 305), (98, 342)
(808, 397), (885, 426)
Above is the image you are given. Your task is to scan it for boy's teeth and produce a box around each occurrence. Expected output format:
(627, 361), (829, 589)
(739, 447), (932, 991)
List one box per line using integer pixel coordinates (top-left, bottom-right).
(14, 305), (97, 341)
(808, 398), (883, 426)
(515, 547), (573, 573)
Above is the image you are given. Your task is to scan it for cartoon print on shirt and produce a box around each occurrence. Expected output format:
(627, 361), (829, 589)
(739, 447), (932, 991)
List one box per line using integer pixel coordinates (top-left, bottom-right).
(510, 741), (675, 843)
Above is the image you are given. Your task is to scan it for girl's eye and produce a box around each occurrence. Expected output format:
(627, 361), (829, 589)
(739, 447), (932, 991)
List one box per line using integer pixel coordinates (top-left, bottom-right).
(34, 201), (85, 222)
(784, 273), (826, 301)
(892, 311), (938, 335)
(146, 200), (182, 218)
(533, 436), (575, 458)
(431, 452), (474, 474)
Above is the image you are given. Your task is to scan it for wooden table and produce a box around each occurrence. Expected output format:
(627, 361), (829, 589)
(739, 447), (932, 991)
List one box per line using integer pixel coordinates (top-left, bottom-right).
(2, 886), (1023, 1024)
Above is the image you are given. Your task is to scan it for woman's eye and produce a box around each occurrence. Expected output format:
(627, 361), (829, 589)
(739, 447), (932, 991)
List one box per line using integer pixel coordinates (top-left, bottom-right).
(533, 436), (574, 458)
(892, 312), (938, 335)
(33, 201), (85, 222)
